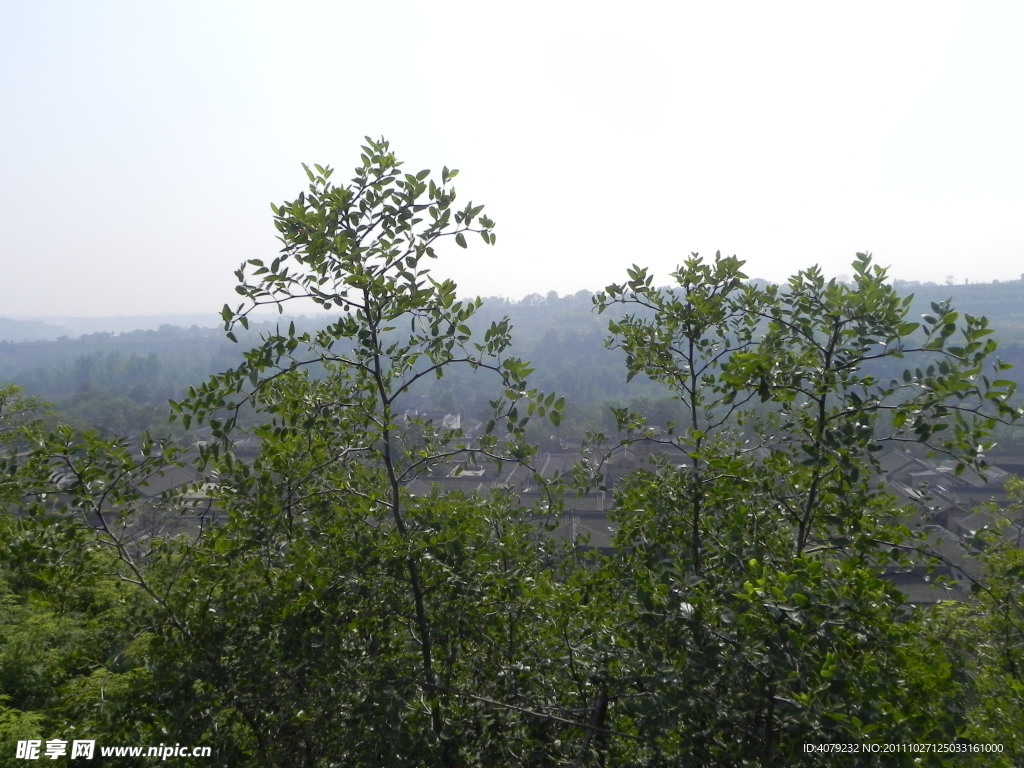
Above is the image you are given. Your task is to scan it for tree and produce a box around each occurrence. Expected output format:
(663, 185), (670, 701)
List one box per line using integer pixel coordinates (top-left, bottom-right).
(931, 478), (1024, 765)
(158, 138), (585, 765)
(0, 387), (173, 766)
(584, 252), (1021, 764)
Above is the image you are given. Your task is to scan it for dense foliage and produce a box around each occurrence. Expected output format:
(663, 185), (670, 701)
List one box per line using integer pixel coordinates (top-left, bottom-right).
(2, 141), (1023, 766)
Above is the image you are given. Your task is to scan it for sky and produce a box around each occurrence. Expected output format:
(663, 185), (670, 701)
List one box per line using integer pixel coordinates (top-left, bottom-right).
(2, 1), (1022, 318)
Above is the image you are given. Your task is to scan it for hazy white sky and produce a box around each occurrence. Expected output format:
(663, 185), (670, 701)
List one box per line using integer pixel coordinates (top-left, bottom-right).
(2, 1), (1022, 317)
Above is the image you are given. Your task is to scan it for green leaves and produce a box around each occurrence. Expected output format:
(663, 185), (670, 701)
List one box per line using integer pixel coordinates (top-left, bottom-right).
(591, 252), (1022, 762)
(142, 140), (592, 764)
(596, 252), (768, 460)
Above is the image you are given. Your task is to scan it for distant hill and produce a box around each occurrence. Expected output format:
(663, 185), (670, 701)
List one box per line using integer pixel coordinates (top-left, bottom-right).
(0, 317), (72, 341)
(4, 314), (226, 337)
(896, 280), (1024, 337)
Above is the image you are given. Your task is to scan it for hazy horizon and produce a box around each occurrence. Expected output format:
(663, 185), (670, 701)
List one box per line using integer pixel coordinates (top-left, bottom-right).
(4, 272), (1022, 339)
(5, 271), (1023, 323)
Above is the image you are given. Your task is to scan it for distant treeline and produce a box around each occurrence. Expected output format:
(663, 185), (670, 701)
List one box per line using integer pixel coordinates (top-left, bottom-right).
(0, 325), (246, 434)
(3, 280), (1024, 443)
(895, 278), (1024, 336)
